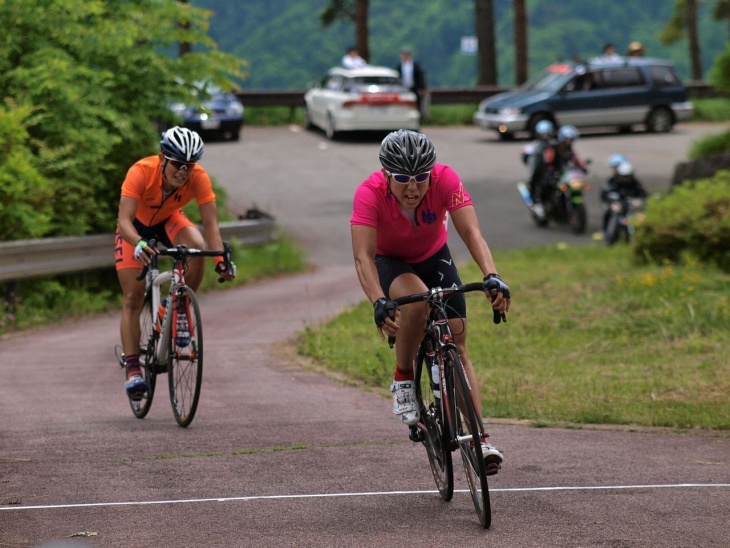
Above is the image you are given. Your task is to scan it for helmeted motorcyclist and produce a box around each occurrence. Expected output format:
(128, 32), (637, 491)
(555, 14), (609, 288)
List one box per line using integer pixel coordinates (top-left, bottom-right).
(528, 123), (586, 210)
(600, 161), (647, 230)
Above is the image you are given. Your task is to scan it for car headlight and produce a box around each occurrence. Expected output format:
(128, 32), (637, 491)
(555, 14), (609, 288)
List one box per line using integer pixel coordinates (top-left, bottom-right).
(499, 107), (522, 115)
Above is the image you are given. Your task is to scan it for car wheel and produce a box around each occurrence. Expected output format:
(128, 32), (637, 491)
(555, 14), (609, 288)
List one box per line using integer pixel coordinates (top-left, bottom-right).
(646, 107), (674, 133)
(325, 113), (337, 140)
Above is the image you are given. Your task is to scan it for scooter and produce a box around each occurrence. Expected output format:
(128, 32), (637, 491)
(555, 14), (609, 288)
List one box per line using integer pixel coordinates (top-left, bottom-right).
(517, 166), (590, 234)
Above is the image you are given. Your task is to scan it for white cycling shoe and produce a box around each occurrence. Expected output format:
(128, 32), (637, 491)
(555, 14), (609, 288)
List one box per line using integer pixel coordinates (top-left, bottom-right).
(482, 443), (504, 476)
(390, 380), (420, 426)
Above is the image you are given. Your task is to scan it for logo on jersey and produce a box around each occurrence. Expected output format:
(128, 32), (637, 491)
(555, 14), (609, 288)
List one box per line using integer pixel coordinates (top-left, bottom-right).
(451, 184), (468, 208)
(421, 208), (438, 225)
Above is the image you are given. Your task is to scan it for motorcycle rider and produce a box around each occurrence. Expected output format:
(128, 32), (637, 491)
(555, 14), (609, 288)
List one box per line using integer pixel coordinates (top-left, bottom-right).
(522, 119), (555, 171)
(600, 161), (647, 231)
(528, 123), (586, 216)
(607, 153), (627, 178)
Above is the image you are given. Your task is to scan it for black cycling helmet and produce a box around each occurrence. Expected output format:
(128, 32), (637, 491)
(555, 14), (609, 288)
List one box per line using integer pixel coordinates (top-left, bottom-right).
(160, 126), (204, 162)
(379, 129), (436, 175)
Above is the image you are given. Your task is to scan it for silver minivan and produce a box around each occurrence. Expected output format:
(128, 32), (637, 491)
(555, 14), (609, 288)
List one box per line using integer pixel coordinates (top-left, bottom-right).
(473, 57), (693, 140)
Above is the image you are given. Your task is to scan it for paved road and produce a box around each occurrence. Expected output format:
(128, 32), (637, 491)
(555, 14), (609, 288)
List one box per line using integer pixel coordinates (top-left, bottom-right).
(1, 124), (729, 547)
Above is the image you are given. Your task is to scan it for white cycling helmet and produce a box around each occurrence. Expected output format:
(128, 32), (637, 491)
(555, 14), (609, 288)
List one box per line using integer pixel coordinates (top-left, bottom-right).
(535, 119), (554, 137)
(160, 126), (204, 162)
(608, 153), (627, 168)
(617, 161), (634, 176)
(557, 124), (579, 143)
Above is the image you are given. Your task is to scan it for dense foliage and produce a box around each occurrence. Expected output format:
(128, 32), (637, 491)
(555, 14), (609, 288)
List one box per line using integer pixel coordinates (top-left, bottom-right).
(633, 171), (730, 272)
(195, 0), (728, 89)
(0, 0), (246, 241)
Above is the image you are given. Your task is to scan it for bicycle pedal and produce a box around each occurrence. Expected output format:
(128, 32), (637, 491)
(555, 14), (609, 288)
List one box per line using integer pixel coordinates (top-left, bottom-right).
(408, 426), (425, 443)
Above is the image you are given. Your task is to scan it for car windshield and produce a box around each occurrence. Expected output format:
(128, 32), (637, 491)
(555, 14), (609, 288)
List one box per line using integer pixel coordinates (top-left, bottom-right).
(522, 65), (574, 92)
(345, 76), (408, 93)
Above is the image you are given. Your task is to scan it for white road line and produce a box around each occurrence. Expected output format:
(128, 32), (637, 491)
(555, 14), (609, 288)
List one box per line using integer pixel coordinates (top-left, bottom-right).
(1, 483), (728, 511)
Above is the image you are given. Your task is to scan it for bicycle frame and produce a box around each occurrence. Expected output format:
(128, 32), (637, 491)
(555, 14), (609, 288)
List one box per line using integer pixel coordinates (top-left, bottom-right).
(144, 259), (190, 366)
(391, 281), (506, 528)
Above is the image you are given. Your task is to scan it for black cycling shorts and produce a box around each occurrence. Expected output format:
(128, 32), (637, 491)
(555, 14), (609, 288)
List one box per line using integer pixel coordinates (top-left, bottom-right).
(374, 244), (466, 319)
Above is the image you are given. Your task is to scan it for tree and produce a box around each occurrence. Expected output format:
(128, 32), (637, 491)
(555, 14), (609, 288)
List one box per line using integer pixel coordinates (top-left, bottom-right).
(475, 0), (497, 85)
(513, 0), (528, 85)
(659, 0), (703, 80)
(0, 0), (246, 241)
(320, 0), (370, 62)
(712, 0), (730, 37)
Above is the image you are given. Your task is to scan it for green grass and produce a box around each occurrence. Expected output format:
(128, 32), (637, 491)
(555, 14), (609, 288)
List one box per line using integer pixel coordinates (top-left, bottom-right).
(0, 232), (308, 336)
(298, 244), (730, 430)
(690, 98), (730, 122)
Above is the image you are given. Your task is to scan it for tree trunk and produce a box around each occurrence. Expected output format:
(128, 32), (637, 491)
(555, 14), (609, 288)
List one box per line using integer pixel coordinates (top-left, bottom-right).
(475, 0), (497, 85)
(178, 0), (191, 57)
(513, 0), (528, 85)
(355, 0), (369, 63)
(686, 0), (703, 80)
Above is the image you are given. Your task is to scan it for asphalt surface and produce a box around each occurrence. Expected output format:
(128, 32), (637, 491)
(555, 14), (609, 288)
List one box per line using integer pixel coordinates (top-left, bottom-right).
(1, 124), (729, 547)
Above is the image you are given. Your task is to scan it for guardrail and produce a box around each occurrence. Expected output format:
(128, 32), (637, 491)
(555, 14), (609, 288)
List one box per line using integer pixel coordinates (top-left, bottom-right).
(0, 218), (277, 284)
(236, 81), (718, 111)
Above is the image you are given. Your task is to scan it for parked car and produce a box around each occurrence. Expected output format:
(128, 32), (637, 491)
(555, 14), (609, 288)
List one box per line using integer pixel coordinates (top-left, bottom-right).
(169, 90), (244, 142)
(473, 57), (693, 140)
(303, 66), (420, 139)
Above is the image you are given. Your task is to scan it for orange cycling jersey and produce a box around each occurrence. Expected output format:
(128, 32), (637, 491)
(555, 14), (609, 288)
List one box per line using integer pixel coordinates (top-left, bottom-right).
(121, 155), (216, 226)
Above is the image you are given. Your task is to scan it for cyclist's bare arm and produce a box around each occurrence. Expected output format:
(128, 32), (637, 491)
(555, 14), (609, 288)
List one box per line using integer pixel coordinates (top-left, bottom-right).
(449, 206), (510, 314)
(199, 201), (235, 281)
(118, 196), (158, 265)
(351, 224), (399, 338)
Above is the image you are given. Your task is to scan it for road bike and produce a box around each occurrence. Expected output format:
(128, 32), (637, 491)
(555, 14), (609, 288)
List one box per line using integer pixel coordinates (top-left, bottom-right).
(115, 240), (232, 427)
(389, 280), (507, 529)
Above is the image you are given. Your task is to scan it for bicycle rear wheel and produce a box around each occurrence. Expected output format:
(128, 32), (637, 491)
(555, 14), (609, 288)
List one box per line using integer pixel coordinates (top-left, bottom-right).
(130, 291), (157, 418)
(415, 344), (453, 501)
(449, 347), (491, 529)
(168, 286), (203, 427)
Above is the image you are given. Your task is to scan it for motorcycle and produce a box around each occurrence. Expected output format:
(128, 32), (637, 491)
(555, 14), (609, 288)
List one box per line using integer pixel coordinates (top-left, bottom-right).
(602, 191), (646, 245)
(517, 166), (590, 234)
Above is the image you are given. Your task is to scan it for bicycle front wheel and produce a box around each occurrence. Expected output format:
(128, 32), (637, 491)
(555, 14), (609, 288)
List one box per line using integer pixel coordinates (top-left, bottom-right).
(415, 344), (453, 501)
(168, 286), (203, 427)
(449, 347), (491, 529)
(130, 291), (157, 418)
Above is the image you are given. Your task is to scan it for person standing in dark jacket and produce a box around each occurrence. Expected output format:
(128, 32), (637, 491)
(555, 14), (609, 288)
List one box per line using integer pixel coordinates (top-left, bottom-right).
(395, 48), (426, 115)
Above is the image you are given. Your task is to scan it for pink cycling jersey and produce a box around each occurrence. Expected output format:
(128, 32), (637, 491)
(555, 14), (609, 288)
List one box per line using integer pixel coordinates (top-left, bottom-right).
(350, 163), (473, 263)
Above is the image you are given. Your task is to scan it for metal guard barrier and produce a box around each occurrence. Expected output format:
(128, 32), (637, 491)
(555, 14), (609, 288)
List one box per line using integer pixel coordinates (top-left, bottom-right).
(0, 218), (277, 283)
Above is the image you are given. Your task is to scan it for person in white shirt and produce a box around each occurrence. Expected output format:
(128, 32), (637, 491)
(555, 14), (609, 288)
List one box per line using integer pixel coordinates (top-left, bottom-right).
(342, 46), (367, 69)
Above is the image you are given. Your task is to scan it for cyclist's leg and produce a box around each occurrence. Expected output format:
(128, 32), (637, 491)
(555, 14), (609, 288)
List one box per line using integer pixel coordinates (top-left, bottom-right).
(388, 273), (429, 377)
(166, 211), (206, 291)
(375, 255), (427, 425)
(116, 233), (148, 397)
(116, 231), (147, 358)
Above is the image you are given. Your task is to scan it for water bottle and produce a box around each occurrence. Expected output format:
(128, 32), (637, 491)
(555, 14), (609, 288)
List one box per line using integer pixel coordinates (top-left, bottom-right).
(426, 350), (440, 398)
(431, 363), (441, 398)
(155, 299), (167, 333)
(176, 310), (190, 348)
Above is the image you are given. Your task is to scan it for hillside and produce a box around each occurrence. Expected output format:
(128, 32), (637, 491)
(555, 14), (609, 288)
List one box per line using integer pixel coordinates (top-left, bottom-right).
(193, 0), (728, 90)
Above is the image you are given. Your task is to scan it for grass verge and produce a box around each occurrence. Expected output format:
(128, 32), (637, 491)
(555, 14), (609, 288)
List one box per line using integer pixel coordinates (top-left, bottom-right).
(298, 244), (730, 430)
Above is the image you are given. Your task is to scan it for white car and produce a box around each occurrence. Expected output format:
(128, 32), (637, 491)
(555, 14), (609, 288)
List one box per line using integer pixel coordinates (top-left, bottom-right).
(304, 66), (420, 139)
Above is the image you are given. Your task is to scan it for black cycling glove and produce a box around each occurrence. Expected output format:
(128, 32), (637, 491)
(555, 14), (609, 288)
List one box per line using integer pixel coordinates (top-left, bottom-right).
(484, 274), (510, 324)
(373, 297), (399, 327)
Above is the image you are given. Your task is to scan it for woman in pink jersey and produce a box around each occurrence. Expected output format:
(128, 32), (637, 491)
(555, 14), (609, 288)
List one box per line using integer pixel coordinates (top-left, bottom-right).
(351, 129), (510, 472)
(115, 127), (236, 400)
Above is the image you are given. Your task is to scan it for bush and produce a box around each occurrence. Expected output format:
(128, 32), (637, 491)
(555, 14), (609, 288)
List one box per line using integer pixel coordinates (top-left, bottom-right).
(633, 171), (730, 272)
(688, 128), (730, 160)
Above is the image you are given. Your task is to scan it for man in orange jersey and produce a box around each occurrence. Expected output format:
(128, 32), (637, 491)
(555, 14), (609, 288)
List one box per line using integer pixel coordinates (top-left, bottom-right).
(115, 126), (235, 399)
